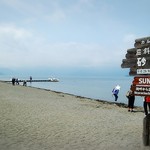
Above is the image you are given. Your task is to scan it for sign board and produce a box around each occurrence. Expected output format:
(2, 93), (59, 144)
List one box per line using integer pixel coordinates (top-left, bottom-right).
(137, 69), (150, 74)
(131, 76), (150, 96)
(121, 37), (150, 76)
(134, 36), (150, 48)
(121, 36), (150, 96)
(131, 85), (150, 96)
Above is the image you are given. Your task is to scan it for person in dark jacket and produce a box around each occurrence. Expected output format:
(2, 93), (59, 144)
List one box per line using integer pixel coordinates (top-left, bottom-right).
(12, 78), (15, 85)
(126, 90), (135, 112)
(143, 96), (150, 116)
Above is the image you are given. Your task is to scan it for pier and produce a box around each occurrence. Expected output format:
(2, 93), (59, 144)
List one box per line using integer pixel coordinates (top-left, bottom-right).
(1, 78), (59, 83)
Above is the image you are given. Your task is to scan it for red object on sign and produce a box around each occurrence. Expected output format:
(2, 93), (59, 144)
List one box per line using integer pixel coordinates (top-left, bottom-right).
(133, 76), (150, 85)
(131, 76), (150, 96)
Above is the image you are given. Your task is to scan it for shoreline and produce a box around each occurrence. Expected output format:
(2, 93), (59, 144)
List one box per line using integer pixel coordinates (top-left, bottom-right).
(0, 77), (143, 107)
(0, 81), (147, 150)
(4, 80), (144, 112)
(27, 83), (143, 110)
(3, 80), (135, 108)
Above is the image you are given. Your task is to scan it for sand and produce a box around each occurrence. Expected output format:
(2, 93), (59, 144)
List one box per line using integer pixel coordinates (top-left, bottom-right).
(0, 81), (149, 150)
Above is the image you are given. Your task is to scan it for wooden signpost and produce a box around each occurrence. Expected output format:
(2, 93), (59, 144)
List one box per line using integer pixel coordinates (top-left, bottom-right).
(121, 36), (150, 146)
(121, 36), (150, 96)
(121, 36), (150, 76)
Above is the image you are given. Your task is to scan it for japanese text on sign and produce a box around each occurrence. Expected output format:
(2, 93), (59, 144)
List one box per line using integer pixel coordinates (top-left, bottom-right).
(136, 47), (150, 55)
(136, 47), (150, 67)
(136, 86), (150, 92)
(137, 57), (146, 66)
(140, 39), (150, 45)
(121, 36), (150, 76)
(137, 69), (150, 74)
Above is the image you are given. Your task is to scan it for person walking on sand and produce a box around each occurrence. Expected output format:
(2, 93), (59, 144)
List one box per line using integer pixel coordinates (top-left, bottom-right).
(126, 90), (135, 112)
(112, 85), (120, 101)
(143, 96), (150, 116)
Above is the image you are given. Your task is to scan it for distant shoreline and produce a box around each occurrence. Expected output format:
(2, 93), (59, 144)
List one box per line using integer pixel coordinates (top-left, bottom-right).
(24, 82), (143, 110)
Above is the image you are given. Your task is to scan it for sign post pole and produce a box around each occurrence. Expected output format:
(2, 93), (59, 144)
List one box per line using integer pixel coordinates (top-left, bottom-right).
(121, 36), (150, 146)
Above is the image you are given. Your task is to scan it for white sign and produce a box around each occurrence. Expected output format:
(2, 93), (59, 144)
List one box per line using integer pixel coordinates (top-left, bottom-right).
(137, 69), (150, 74)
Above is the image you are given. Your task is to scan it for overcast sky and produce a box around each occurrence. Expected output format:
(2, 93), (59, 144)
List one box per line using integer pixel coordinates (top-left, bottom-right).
(0, 0), (149, 73)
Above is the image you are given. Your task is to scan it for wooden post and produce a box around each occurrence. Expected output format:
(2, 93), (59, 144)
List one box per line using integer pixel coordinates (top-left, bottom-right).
(143, 114), (150, 146)
(121, 36), (150, 146)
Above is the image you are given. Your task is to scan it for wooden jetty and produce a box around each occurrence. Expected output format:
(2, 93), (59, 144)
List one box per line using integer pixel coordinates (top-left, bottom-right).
(1, 79), (59, 83)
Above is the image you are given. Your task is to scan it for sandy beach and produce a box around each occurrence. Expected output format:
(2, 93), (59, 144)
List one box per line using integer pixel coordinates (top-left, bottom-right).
(0, 81), (149, 150)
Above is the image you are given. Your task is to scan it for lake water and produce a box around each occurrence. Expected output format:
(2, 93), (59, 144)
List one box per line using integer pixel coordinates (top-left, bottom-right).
(0, 75), (144, 107)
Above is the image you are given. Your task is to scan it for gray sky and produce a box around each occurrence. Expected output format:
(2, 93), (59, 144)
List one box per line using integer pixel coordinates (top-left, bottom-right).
(0, 0), (149, 72)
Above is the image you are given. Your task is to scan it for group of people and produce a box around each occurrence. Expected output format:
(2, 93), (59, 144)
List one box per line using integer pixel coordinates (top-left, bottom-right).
(11, 76), (32, 86)
(11, 78), (19, 85)
(112, 85), (150, 115)
(126, 91), (150, 115)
